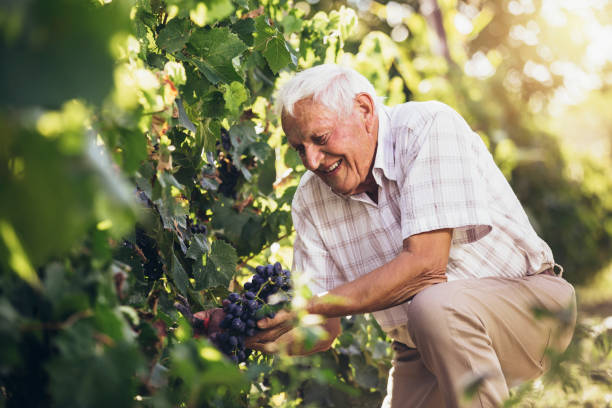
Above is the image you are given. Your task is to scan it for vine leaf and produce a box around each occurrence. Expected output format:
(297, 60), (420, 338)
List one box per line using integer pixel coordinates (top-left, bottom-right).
(221, 81), (249, 116)
(232, 18), (255, 46)
(254, 16), (293, 73)
(169, 254), (191, 296)
(195, 240), (237, 288)
(209, 240), (238, 278)
(188, 27), (247, 83)
(118, 127), (147, 173)
(261, 36), (293, 74)
(156, 18), (191, 53)
(211, 199), (250, 242)
(186, 233), (208, 260)
(189, 58), (222, 85)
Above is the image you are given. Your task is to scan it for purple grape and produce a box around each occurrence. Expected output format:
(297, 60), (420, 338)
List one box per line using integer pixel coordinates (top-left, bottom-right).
(231, 318), (244, 331)
(264, 264), (274, 276)
(214, 262), (293, 364)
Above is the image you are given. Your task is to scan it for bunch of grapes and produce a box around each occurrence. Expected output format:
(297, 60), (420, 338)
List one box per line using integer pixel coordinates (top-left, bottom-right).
(211, 262), (292, 363)
(185, 215), (207, 234)
(127, 227), (164, 281)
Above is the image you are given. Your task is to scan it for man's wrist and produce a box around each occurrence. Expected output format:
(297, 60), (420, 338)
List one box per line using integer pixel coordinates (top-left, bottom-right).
(306, 292), (325, 315)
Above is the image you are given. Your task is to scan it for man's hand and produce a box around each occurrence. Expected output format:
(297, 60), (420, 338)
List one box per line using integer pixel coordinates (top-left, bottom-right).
(174, 295), (226, 338)
(193, 308), (225, 338)
(245, 309), (295, 352)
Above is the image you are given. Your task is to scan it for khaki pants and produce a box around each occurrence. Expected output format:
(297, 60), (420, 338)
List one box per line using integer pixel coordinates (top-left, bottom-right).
(381, 274), (576, 408)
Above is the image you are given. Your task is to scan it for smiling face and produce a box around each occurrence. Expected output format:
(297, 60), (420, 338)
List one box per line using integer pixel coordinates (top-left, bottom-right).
(282, 94), (379, 196)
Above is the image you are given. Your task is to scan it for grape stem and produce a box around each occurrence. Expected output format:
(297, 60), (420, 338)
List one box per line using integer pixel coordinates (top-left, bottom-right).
(235, 231), (293, 270)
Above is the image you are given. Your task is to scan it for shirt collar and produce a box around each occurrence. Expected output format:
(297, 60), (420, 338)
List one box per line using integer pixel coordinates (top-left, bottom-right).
(372, 105), (397, 183)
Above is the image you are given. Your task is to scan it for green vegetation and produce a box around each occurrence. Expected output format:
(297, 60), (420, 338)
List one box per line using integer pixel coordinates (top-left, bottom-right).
(1, 0), (611, 406)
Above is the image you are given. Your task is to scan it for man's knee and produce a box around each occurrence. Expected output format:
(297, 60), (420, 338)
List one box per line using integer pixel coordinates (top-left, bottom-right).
(407, 283), (456, 343)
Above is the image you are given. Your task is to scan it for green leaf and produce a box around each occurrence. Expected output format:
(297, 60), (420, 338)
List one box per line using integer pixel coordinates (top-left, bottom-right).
(156, 18), (191, 53)
(186, 233), (208, 260)
(188, 27), (247, 83)
(253, 16), (293, 73)
(119, 127), (147, 174)
(254, 16), (276, 49)
(209, 240), (237, 278)
(261, 36), (293, 74)
(200, 90), (226, 118)
(232, 18), (255, 46)
(182, 65), (211, 104)
(249, 141), (272, 162)
(221, 81), (249, 116)
(190, 58), (222, 85)
(196, 240), (237, 288)
(192, 262), (207, 290)
(211, 200), (250, 243)
(229, 121), (257, 152)
(0, 220), (43, 290)
(197, 120), (220, 154)
(176, 99), (197, 133)
(256, 151), (276, 195)
(169, 254), (191, 296)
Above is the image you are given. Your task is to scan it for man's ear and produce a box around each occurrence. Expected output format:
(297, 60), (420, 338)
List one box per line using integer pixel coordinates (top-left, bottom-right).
(354, 93), (376, 133)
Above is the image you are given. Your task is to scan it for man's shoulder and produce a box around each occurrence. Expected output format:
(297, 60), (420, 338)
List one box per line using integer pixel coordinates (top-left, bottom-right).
(292, 171), (333, 211)
(387, 100), (459, 131)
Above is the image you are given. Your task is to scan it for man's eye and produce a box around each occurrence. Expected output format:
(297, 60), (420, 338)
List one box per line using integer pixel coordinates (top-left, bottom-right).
(314, 135), (328, 145)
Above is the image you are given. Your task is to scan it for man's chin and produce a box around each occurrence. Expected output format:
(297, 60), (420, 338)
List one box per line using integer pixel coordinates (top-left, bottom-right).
(330, 185), (354, 197)
(316, 175), (356, 196)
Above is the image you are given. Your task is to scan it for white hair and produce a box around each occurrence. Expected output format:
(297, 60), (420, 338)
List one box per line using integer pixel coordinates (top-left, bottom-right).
(274, 64), (382, 118)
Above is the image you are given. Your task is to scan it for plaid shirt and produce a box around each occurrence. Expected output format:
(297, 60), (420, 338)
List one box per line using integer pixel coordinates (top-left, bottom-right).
(291, 101), (555, 332)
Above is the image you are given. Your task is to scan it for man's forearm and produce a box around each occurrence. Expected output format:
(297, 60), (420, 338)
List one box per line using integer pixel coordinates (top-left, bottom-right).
(308, 229), (451, 318)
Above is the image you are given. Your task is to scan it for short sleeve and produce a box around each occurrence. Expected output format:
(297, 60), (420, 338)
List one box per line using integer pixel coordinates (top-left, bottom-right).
(291, 193), (345, 295)
(398, 107), (492, 244)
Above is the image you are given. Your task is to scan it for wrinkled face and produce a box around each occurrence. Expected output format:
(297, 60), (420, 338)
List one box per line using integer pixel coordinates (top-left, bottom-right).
(282, 94), (379, 196)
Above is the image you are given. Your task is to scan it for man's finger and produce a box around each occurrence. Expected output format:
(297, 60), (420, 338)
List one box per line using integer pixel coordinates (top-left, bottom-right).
(247, 326), (290, 344)
(247, 341), (279, 353)
(257, 309), (293, 329)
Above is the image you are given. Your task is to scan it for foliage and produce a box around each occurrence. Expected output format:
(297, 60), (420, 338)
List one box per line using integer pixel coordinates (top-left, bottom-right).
(1, 0), (372, 406)
(1, 0), (612, 407)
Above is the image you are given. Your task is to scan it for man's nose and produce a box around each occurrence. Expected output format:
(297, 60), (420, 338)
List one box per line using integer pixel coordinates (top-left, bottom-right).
(303, 145), (324, 171)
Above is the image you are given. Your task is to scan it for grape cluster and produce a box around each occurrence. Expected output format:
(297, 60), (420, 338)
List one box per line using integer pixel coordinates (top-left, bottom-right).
(185, 216), (207, 235)
(220, 127), (231, 151)
(132, 227), (164, 281)
(211, 262), (292, 363)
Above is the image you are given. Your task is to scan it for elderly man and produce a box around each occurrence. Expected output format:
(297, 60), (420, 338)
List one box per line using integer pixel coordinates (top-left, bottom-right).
(236, 64), (576, 407)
